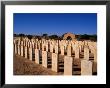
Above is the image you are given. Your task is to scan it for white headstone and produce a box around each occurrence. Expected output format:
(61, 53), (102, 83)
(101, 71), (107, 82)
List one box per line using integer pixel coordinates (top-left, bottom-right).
(21, 45), (23, 56)
(46, 43), (48, 51)
(25, 46), (27, 58)
(81, 60), (92, 75)
(52, 53), (58, 72)
(50, 44), (53, 53)
(64, 56), (73, 75)
(84, 46), (89, 60)
(75, 45), (79, 59)
(61, 45), (64, 55)
(42, 51), (48, 68)
(18, 45), (20, 55)
(55, 45), (58, 54)
(29, 47), (32, 60)
(35, 49), (40, 64)
(67, 45), (71, 56)
(14, 43), (17, 54)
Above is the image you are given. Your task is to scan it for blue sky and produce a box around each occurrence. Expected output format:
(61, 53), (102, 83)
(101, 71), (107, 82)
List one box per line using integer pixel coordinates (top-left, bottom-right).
(14, 13), (97, 36)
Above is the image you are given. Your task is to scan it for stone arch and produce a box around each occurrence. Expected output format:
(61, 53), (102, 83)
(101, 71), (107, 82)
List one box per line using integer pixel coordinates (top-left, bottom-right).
(63, 33), (76, 40)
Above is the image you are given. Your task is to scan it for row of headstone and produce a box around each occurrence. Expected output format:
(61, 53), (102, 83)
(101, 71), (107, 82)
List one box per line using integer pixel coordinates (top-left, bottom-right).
(14, 38), (97, 62)
(13, 43), (92, 75)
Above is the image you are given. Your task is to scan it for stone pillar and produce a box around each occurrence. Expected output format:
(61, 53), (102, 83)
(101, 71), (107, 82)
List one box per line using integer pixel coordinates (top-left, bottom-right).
(29, 47), (32, 60)
(25, 46), (27, 58)
(81, 60), (92, 75)
(84, 46), (89, 60)
(42, 51), (48, 68)
(35, 49), (40, 64)
(52, 53), (58, 72)
(64, 56), (73, 75)
(61, 45), (64, 55)
(75, 45), (79, 59)
(67, 45), (71, 56)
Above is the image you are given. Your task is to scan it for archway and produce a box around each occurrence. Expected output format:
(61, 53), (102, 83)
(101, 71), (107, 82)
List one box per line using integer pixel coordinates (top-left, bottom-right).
(63, 33), (76, 40)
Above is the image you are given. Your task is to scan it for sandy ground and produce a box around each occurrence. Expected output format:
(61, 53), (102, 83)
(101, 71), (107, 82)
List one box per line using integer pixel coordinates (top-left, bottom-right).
(13, 52), (97, 75)
(13, 54), (59, 75)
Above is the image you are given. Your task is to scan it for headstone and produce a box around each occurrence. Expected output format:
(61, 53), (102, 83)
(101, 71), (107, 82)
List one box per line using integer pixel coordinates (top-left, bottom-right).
(64, 56), (73, 75)
(93, 49), (97, 62)
(75, 45), (79, 59)
(61, 45), (64, 55)
(42, 44), (44, 51)
(50, 44), (53, 53)
(25, 46), (27, 58)
(35, 49), (40, 64)
(18, 45), (20, 55)
(21, 45), (23, 56)
(38, 42), (40, 50)
(29, 47), (32, 60)
(35, 43), (37, 49)
(14, 43), (17, 54)
(46, 43), (48, 51)
(42, 51), (48, 68)
(67, 45), (71, 56)
(84, 46), (89, 60)
(55, 45), (58, 53)
(81, 60), (92, 75)
(79, 45), (82, 52)
(52, 53), (58, 72)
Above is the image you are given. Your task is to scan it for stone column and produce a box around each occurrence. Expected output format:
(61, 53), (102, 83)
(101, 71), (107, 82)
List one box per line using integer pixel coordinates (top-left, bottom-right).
(84, 46), (89, 60)
(81, 60), (92, 75)
(64, 56), (73, 75)
(67, 45), (71, 56)
(35, 49), (40, 64)
(42, 51), (48, 68)
(52, 53), (58, 72)
(25, 46), (27, 58)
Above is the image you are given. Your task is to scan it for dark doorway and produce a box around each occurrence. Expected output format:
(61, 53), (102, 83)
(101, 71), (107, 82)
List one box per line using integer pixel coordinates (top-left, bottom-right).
(67, 36), (72, 40)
